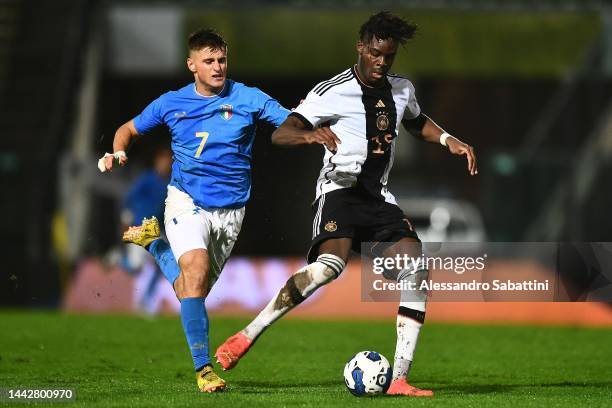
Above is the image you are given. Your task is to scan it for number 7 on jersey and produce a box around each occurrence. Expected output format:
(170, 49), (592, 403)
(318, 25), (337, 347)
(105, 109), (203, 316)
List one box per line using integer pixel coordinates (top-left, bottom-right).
(195, 132), (209, 158)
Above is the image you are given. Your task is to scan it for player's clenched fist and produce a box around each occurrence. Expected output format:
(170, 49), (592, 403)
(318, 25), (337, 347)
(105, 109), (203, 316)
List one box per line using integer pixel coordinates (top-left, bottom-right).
(98, 151), (128, 173)
(305, 127), (342, 153)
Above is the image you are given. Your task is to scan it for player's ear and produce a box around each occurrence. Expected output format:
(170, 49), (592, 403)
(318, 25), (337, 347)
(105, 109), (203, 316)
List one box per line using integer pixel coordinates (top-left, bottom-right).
(356, 40), (365, 54)
(186, 57), (196, 73)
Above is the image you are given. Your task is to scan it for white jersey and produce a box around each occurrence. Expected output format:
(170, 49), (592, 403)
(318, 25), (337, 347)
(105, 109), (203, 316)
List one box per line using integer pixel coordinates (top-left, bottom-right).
(292, 66), (421, 204)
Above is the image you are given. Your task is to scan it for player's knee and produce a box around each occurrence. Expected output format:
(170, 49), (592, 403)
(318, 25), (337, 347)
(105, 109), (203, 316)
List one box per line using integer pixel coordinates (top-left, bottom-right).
(384, 264), (428, 283)
(398, 268), (429, 304)
(396, 252), (428, 316)
(175, 276), (208, 299)
(382, 269), (399, 281)
(177, 252), (209, 296)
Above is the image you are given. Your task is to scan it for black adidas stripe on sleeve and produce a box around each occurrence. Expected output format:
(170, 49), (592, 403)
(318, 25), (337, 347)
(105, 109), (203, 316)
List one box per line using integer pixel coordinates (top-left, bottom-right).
(313, 69), (352, 95)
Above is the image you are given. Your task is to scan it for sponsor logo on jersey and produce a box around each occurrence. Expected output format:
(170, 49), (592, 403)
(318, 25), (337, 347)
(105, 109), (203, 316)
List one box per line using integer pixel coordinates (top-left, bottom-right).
(376, 114), (389, 131)
(324, 221), (338, 232)
(376, 99), (385, 108)
(220, 104), (233, 120)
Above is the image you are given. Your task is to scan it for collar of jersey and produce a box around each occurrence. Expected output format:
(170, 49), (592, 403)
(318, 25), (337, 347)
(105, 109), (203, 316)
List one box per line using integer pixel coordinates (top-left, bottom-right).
(352, 65), (388, 89)
(193, 82), (227, 98)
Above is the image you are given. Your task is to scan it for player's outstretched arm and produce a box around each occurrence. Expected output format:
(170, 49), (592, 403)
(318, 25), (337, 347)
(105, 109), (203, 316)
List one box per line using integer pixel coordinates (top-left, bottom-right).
(100, 119), (139, 172)
(272, 116), (341, 152)
(402, 113), (477, 176)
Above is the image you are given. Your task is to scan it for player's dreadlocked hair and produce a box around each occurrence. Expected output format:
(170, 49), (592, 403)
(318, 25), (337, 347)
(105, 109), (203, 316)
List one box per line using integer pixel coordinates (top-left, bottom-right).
(188, 28), (227, 52)
(359, 11), (417, 45)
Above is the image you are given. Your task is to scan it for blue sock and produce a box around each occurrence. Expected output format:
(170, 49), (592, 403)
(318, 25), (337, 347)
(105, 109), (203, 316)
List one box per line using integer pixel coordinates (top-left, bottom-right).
(180, 297), (210, 371)
(148, 239), (180, 285)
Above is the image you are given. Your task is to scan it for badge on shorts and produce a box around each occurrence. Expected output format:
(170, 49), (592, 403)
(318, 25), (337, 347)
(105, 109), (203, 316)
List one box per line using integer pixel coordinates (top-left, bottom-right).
(220, 104), (233, 120)
(376, 113), (389, 131)
(325, 221), (338, 232)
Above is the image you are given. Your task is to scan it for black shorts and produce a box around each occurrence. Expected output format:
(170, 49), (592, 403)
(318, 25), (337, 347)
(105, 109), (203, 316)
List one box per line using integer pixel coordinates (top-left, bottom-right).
(307, 188), (420, 263)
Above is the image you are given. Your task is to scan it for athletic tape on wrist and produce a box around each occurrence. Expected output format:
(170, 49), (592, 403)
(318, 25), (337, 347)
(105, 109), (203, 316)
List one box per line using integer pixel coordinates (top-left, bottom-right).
(97, 151), (127, 173)
(440, 132), (451, 147)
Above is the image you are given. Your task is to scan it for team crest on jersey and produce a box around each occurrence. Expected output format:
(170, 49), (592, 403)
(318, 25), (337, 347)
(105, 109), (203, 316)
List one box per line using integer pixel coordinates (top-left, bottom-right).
(376, 113), (389, 131)
(220, 104), (233, 120)
(324, 221), (338, 232)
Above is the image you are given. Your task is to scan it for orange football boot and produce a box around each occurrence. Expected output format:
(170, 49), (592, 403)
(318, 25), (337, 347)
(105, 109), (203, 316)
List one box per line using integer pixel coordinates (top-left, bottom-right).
(215, 332), (253, 370)
(386, 379), (434, 397)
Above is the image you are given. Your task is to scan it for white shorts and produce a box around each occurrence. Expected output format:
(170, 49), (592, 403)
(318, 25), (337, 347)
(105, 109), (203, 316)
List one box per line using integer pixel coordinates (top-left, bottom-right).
(164, 186), (245, 287)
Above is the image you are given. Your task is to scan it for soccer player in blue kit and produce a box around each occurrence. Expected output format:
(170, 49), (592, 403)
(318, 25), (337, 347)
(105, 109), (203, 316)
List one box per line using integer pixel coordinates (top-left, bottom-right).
(100, 29), (290, 392)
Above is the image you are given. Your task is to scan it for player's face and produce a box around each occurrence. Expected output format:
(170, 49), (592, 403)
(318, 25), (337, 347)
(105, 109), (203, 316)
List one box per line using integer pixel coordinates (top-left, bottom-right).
(356, 37), (398, 86)
(187, 46), (228, 95)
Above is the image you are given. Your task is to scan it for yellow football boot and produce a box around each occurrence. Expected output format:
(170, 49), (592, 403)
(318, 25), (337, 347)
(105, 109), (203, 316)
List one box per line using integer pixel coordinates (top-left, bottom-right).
(196, 365), (226, 393)
(122, 217), (160, 247)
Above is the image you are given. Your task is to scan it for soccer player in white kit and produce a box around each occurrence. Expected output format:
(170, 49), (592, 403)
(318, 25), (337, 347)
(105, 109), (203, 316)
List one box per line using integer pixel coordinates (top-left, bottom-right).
(215, 12), (477, 396)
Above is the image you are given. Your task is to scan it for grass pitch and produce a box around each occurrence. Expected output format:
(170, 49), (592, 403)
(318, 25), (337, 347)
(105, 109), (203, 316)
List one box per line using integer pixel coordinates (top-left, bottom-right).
(0, 311), (610, 407)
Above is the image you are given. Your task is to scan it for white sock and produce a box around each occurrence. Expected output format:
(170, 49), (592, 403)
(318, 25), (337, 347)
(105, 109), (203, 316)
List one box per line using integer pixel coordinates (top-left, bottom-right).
(392, 302), (425, 381)
(243, 254), (345, 340)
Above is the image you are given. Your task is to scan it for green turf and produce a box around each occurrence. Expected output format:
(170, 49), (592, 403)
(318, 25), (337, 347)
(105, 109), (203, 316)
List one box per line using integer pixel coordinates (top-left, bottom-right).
(0, 311), (610, 407)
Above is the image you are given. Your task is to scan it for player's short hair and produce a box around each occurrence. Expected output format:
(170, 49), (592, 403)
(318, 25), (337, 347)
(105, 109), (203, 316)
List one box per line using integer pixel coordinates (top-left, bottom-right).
(359, 11), (417, 45)
(188, 28), (227, 53)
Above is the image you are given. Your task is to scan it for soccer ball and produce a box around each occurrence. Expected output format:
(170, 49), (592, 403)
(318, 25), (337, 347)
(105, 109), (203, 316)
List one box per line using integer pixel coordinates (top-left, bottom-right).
(343, 351), (392, 396)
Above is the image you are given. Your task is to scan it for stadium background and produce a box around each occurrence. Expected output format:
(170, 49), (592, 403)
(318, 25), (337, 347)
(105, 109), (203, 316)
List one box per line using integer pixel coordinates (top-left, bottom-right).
(0, 1), (611, 405)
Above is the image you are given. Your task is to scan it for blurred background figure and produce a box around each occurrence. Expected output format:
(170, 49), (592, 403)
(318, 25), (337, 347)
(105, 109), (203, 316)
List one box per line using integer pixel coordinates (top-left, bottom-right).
(120, 146), (171, 237)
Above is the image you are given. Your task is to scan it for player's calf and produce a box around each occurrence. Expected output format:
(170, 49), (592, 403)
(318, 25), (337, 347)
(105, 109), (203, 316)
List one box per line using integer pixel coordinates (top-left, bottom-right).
(215, 254), (346, 370)
(257, 253), (345, 318)
(280, 253), (345, 304)
(391, 280), (428, 396)
(176, 249), (210, 298)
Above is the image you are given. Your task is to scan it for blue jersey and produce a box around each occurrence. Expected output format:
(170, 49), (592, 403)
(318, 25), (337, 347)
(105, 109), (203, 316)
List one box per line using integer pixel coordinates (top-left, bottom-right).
(133, 80), (289, 209)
